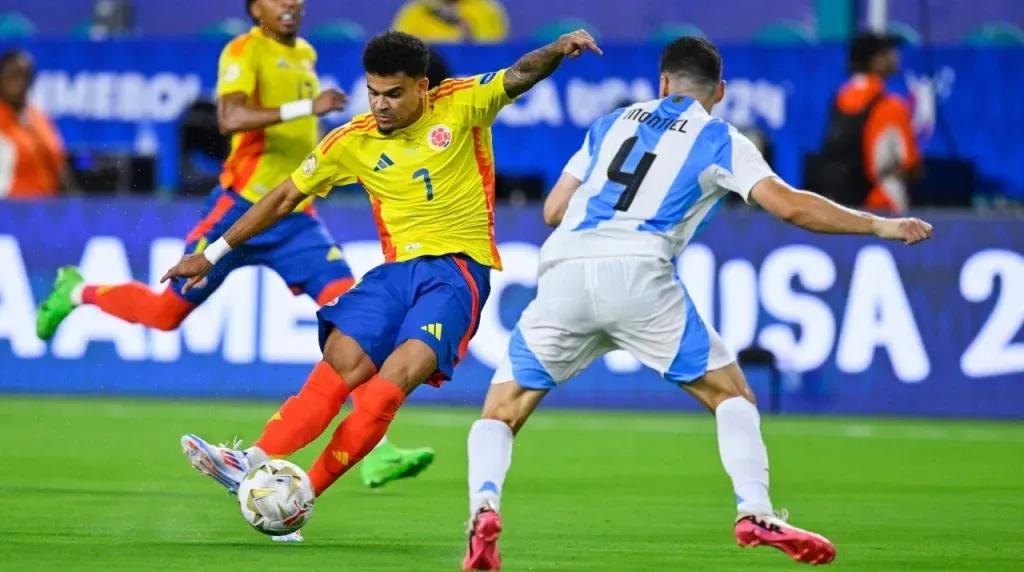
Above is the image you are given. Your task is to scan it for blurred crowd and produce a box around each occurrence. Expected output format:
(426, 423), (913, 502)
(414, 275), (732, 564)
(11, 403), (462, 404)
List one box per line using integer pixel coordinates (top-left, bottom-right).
(0, 0), (1020, 211)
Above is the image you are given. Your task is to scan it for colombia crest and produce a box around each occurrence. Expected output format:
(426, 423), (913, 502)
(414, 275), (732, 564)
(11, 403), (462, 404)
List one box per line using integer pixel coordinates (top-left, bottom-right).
(427, 125), (453, 150)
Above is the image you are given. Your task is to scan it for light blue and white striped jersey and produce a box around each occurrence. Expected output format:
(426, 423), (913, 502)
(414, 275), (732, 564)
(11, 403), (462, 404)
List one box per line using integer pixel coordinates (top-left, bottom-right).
(540, 96), (776, 267)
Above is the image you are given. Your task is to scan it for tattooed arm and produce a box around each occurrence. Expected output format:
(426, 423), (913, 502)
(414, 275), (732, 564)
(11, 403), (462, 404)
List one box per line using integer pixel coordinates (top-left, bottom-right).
(503, 29), (602, 99)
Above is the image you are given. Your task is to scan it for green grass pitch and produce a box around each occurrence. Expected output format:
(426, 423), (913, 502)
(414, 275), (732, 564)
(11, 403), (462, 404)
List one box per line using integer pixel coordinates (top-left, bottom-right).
(1, 396), (1022, 571)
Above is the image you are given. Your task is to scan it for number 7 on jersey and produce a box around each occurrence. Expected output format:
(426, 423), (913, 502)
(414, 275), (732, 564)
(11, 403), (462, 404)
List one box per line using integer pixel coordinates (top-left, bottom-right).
(413, 168), (434, 201)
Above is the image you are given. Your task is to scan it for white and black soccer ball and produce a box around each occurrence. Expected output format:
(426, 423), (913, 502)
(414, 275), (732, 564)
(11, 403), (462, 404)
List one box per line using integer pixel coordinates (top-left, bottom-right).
(237, 459), (316, 536)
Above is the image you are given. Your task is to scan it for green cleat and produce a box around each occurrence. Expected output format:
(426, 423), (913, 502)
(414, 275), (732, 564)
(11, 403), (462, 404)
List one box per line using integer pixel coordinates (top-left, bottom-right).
(360, 440), (435, 489)
(36, 266), (84, 341)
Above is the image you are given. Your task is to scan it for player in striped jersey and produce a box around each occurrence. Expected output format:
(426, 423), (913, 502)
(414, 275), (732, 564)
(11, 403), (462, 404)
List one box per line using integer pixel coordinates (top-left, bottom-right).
(462, 36), (933, 569)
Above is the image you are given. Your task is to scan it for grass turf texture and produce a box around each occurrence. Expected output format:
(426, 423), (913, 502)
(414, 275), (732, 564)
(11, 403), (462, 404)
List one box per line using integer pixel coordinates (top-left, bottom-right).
(1, 397), (1022, 571)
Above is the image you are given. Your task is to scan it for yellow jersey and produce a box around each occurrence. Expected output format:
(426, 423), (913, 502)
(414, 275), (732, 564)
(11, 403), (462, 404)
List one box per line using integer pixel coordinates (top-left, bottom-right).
(217, 27), (319, 211)
(392, 0), (509, 43)
(291, 70), (514, 270)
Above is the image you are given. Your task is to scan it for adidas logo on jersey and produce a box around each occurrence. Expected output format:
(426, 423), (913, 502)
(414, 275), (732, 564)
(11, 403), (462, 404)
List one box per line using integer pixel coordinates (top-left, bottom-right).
(421, 323), (443, 340)
(374, 153), (395, 172)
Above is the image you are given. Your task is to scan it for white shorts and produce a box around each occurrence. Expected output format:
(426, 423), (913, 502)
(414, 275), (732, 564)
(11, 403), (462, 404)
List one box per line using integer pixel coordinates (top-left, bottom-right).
(492, 256), (735, 389)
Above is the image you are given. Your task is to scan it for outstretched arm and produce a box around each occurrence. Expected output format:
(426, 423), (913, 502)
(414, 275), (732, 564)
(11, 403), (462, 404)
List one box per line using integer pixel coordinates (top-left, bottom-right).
(750, 177), (933, 245)
(160, 178), (308, 292)
(219, 178), (307, 247)
(503, 29), (601, 99)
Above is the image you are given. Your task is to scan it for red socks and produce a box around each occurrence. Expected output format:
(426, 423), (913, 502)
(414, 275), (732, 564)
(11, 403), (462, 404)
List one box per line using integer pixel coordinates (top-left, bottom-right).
(255, 361), (352, 457)
(83, 283), (193, 331)
(308, 377), (406, 496)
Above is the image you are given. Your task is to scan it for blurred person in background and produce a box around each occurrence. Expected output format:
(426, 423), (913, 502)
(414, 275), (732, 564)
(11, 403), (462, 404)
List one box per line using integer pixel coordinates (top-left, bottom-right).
(393, 0), (508, 43)
(0, 49), (76, 198)
(426, 44), (453, 88)
(34, 0), (434, 507)
(816, 31), (921, 214)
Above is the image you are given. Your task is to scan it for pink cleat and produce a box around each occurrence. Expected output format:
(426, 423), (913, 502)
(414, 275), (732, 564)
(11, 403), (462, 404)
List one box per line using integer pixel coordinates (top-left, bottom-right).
(462, 508), (503, 571)
(734, 511), (836, 565)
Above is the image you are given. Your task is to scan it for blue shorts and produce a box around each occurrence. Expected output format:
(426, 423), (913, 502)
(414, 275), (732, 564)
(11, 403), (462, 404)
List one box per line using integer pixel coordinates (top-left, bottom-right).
(171, 185), (354, 305)
(316, 254), (492, 385)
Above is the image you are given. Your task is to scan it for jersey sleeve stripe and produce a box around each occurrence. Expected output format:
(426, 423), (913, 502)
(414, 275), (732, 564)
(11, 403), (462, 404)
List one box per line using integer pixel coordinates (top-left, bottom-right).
(430, 79), (476, 102)
(226, 33), (253, 57)
(429, 83), (472, 101)
(320, 116), (373, 148)
(321, 117), (377, 154)
(433, 78), (475, 92)
(470, 126), (502, 270)
(361, 178), (397, 262)
(430, 84), (474, 103)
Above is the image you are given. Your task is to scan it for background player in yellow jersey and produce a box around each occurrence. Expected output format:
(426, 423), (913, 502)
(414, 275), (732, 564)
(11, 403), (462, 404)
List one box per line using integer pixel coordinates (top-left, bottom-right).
(164, 28), (600, 546)
(35, 0), (436, 512)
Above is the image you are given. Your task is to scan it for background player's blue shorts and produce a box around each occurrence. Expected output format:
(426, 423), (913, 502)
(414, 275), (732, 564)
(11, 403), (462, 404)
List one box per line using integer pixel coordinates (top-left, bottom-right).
(172, 185), (354, 305)
(316, 254), (492, 386)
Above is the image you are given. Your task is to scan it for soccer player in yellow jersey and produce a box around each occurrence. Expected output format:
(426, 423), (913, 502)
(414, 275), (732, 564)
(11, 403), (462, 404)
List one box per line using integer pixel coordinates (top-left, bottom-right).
(35, 0), (435, 510)
(164, 27), (601, 536)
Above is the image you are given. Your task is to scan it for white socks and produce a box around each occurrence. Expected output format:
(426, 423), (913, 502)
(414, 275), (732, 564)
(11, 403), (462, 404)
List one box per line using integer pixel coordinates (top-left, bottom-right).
(373, 435), (390, 451)
(467, 419), (514, 516)
(715, 396), (773, 516)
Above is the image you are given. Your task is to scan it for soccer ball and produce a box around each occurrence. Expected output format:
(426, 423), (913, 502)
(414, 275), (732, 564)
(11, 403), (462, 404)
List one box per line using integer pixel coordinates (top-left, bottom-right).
(237, 459), (315, 536)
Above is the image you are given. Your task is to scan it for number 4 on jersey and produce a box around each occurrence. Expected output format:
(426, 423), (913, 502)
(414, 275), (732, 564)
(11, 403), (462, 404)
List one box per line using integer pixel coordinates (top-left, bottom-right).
(608, 136), (657, 212)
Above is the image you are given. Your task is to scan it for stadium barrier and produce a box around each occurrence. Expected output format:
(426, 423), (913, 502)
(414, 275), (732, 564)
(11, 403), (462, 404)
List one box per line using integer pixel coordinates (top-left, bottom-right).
(1, 200), (1021, 418)
(3, 40), (1023, 199)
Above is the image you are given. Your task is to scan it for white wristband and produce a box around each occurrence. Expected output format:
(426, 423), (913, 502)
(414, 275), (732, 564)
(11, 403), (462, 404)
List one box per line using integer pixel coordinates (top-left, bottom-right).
(203, 237), (232, 265)
(280, 99), (314, 121)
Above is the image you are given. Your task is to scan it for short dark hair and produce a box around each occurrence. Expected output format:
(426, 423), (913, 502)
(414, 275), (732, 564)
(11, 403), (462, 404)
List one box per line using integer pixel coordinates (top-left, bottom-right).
(848, 31), (903, 73)
(426, 46), (451, 89)
(246, 0), (257, 24)
(362, 31), (429, 78)
(0, 49), (32, 76)
(659, 36), (722, 88)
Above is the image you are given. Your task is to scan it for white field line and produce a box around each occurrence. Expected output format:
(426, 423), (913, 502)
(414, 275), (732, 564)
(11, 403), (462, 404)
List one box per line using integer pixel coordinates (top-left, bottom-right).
(38, 400), (1024, 444)
(401, 412), (1024, 443)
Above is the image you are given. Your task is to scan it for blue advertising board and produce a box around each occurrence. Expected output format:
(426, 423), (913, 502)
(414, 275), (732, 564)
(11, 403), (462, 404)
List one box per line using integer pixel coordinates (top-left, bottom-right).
(1, 200), (1021, 418)
(5, 40), (1024, 200)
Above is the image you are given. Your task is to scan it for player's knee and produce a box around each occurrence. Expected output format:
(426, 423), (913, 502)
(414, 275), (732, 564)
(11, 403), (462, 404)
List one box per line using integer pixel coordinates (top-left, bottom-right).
(683, 372), (749, 413)
(322, 330), (376, 385)
(480, 399), (526, 434)
(378, 339), (439, 392)
(686, 360), (761, 413)
(740, 386), (757, 405)
(480, 407), (520, 433)
(705, 385), (747, 411)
